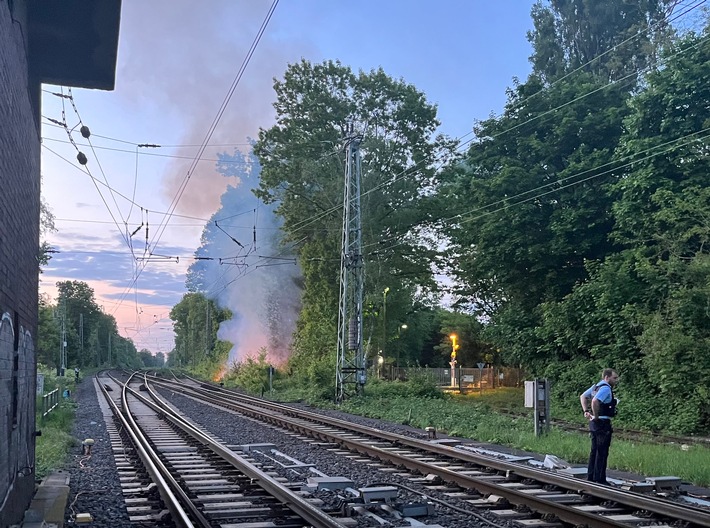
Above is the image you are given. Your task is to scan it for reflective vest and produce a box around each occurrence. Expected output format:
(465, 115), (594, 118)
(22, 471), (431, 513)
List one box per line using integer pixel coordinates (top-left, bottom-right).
(592, 382), (617, 417)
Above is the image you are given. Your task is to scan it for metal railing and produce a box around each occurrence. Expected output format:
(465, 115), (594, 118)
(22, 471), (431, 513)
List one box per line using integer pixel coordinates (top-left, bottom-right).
(386, 366), (524, 389)
(41, 389), (60, 418)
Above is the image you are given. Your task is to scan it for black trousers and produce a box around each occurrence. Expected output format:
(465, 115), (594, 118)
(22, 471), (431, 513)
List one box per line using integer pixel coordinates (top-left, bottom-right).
(587, 419), (612, 484)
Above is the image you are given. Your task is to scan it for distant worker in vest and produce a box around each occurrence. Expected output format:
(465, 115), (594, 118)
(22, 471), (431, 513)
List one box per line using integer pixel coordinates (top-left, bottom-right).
(580, 368), (619, 484)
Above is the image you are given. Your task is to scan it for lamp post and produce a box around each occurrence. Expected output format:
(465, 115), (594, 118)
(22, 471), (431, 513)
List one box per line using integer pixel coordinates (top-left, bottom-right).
(396, 324), (408, 369)
(382, 287), (390, 369)
(377, 353), (384, 379)
(449, 333), (459, 388)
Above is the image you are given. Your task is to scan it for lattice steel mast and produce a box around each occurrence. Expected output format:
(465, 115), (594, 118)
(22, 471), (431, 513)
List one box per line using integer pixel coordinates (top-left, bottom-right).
(336, 134), (365, 402)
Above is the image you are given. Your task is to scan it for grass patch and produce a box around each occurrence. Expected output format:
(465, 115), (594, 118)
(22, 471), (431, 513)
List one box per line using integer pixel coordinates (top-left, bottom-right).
(35, 403), (77, 478)
(335, 391), (710, 487)
(35, 366), (79, 479)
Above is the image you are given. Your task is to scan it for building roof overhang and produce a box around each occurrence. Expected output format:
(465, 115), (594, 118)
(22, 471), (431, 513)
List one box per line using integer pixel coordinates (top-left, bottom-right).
(28, 0), (122, 90)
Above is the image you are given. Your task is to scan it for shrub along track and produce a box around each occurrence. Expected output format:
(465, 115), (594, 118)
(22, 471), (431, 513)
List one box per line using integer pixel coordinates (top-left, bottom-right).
(493, 408), (710, 447)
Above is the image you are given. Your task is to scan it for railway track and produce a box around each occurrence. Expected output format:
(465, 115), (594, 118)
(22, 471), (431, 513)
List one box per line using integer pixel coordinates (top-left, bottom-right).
(146, 372), (710, 528)
(96, 371), (352, 527)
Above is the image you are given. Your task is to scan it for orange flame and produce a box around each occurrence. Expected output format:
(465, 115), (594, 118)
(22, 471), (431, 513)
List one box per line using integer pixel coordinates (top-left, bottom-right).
(212, 366), (227, 382)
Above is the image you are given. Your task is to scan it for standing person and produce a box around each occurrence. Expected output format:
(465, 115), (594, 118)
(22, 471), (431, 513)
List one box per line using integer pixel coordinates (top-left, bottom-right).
(580, 368), (619, 484)
(74, 367), (80, 383)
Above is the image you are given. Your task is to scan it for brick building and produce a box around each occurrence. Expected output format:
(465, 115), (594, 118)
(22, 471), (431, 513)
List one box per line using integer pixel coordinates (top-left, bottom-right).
(0, 1), (120, 525)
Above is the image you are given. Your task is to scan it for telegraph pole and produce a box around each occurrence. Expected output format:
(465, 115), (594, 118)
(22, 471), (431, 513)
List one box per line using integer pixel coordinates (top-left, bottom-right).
(205, 300), (210, 356)
(60, 298), (67, 375)
(336, 133), (365, 402)
(79, 313), (84, 365)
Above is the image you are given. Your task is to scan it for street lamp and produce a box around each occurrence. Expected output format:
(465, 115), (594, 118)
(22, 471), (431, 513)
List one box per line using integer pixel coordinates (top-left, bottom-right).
(382, 287), (390, 365)
(377, 353), (384, 379)
(449, 333), (459, 387)
(396, 324), (408, 368)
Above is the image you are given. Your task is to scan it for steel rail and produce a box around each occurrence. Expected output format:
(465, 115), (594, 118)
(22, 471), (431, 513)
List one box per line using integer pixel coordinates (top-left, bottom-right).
(138, 374), (349, 528)
(116, 372), (214, 527)
(150, 378), (630, 528)
(154, 375), (710, 528)
(97, 372), (197, 527)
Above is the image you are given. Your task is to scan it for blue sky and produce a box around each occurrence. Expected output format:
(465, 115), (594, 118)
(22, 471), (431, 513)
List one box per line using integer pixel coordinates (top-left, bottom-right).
(40, 1), (536, 354)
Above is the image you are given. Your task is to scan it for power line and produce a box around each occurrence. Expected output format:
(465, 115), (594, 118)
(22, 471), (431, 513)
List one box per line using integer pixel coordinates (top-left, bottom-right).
(40, 115), (254, 148)
(48, 92), (133, 254)
(367, 126), (710, 256)
(42, 145), (216, 222)
(53, 217), (287, 230)
(267, 16), (710, 241)
(41, 135), (254, 164)
(149, 0), (280, 251)
(109, 0), (280, 319)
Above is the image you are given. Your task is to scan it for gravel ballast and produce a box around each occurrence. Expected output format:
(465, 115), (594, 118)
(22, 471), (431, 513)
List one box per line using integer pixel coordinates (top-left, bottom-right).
(63, 377), (495, 527)
(63, 378), (132, 527)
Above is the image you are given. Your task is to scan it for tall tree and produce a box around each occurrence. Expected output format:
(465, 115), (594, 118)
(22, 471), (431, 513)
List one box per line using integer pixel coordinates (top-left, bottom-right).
(37, 295), (60, 367)
(609, 29), (710, 431)
(56, 281), (102, 367)
(169, 292), (231, 368)
(254, 60), (454, 379)
(438, 0), (674, 366)
(52, 280), (141, 368)
(530, 27), (710, 433)
(529, 0), (677, 83)
(38, 179), (57, 271)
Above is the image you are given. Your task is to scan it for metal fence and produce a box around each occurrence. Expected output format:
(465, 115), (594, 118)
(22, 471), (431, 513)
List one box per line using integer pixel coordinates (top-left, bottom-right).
(386, 366), (524, 389)
(40, 388), (60, 419)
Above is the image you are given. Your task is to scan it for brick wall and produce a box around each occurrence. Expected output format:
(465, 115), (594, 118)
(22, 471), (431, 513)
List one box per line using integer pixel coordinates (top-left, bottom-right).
(0, 0), (41, 524)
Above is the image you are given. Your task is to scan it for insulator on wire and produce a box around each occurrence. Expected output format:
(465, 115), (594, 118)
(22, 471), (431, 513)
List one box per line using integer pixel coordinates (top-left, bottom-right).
(77, 152), (88, 165)
(80, 125), (91, 138)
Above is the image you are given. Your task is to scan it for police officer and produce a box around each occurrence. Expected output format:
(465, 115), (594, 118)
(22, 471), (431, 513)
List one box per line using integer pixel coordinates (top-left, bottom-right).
(580, 368), (619, 484)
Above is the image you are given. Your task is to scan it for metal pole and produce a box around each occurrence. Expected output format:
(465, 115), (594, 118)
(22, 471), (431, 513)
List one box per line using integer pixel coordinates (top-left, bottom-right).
(79, 313), (83, 365)
(336, 133), (365, 401)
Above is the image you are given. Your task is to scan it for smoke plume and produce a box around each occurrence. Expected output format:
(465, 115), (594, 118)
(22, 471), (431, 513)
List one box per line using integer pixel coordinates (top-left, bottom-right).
(118, 0), (314, 217)
(187, 149), (301, 366)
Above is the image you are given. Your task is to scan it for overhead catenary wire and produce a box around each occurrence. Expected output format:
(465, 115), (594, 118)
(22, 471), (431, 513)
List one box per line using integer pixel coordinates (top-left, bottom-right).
(39, 112), (254, 148)
(42, 1), (706, 347)
(366, 126), (710, 257)
(47, 96), (133, 254)
(270, 17), (710, 243)
(197, 13), (710, 301)
(147, 0), (280, 256)
(41, 135), (255, 164)
(41, 146), (231, 223)
(107, 0), (280, 322)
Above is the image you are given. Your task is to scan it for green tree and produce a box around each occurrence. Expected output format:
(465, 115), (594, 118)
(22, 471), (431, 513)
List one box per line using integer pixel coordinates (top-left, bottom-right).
(38, 181), (56, 271)
(37, 295), (59, 367)
(529, 0), (675, 84)
(534, 28), (710, 433)
(609, 30), (710, 431)
(254, 60), (453, 380)
(169, 292), (232, 370)
(56, 281), (103, 367)
(50, 280), (141, 369)
(438, 0), (674, 367)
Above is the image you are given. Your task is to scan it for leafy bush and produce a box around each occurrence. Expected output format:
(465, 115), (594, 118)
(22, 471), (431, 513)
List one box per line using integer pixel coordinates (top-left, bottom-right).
(224, 347), (274, 395)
